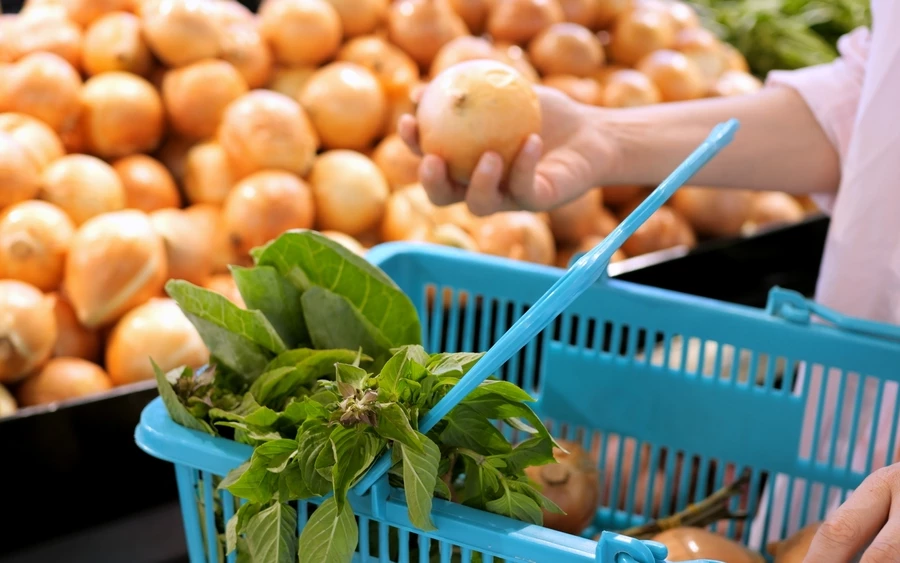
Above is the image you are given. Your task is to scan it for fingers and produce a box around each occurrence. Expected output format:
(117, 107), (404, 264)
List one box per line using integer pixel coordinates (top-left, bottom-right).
(504, 134), (543, 210)
(803, 468), (894, 563)
(861, 504), (900, 563)
(397, 114), (422, 156)
(419, 155), (463, 206)
(464, 152), (513, 216)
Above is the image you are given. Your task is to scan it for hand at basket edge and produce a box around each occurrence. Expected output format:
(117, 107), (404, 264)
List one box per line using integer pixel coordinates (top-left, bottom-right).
(803, 463), (900, 563)
(397, 84), (621, 217)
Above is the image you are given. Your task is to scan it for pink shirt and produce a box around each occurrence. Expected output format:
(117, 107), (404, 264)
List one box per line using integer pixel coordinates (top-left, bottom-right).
(749, 0), (900, 547)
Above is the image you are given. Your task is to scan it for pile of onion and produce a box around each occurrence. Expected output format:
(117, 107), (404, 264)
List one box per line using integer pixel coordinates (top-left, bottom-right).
(371, 134), (423, 191)
(528, 22), (604, 77)
(149, 208), (214, 286)
(669, 186), (755, 238)
(112, 154), (181, 212)
(204, 274), (246, 308)
(336, 36), (419, 97)
(16, 357), (113, 407)
(308, 150), (389, 236)
(601, 69), (662, 107)
(39, 154), (126, 226)
(0, 200), (75, 292)
(417, 59), (541, 186)
(258, 0), (342, 67)
(82, 12), (154, 77)
(523, 438), (601, 535)
(161, 58), (249, 140)
(487, 0), (565, 46)
(182, 142), (236, 206)
(472, 211), (556, 265)
(0, 279), (57, 384)
(51, 293), (100, 362)
(616, 198), (695, 257)
(1, 52), (82, 137)
(636, 49), (706, 102)
(742, 192), (806, 236)
(653, 527), (765, 563)
(387, 0), (469, 70)
(607, 5), (676, 66)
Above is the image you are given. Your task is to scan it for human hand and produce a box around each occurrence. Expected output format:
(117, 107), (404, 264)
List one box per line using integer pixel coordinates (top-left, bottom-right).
(803, 464), (900, 562)
(398, 84), (621, 216)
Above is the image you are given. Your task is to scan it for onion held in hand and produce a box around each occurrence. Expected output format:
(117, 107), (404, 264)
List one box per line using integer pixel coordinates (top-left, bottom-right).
(417, 59), (541, 186)
(653, 527), (764, 563)
(523, 439), (601, 534)
(16, 358), (112, 407)
(309, 150), (389, 236)
(0, 280), (57, 384)
(0, 201), (75, 292)
(767, 522), (821, 563)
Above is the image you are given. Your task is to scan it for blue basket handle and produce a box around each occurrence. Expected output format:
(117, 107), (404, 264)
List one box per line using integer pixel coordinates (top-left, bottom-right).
(596, 532), (725, 563)
(766, 287), (900, 343)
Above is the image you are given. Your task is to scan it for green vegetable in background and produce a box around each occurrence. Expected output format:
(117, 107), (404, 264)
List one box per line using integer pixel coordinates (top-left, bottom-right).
(690, 0), (872, 77)
(154, 230), (564, 563)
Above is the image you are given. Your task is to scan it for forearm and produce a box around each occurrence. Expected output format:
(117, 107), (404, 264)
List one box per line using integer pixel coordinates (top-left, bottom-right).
(598, 86), (841, 194)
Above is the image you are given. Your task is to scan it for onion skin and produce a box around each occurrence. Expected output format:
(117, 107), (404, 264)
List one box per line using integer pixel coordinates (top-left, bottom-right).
(1, 52), (82, 137)
(0, 280), (57, 384)
(388, 0), (469, 70)
(140, 0), (220, 68)
(372, 134), (423, 191)
(636, 49), (707, 102)
(105, 297), (209, 386)
(11, 8), (84, 71)
(617, 200), (696, 257)
(0, 112), (65, 174)
(523, 439), (601, 534)
(652, 527), (765, 563)
(299, 62), (387, 151)
(309, 150), (389, 236)
(16, 357), (113, 407)
(64, 209), (168, 329)
(417, 59), (541, 186)
(183, 141), (236, 206)
(542, 75), (604, 105)
(767, 523), (821, 563)
(82, 12), (154, 77)
(336, 36), (419, 97)
(547, 189), (606, 244)
(558, 0), (595, 28)
(258, 0), (342, 67)
(0, 131), (42, 209)
(39, 154), (127, 226)
(607, 6), (676, 67)
(601, 69), (662, 107)
(472, 211), (556, 265)
(447, 0), (490, 35)
(321, 230), (368, 256)
(0, 200), (75, 292)
(669, 186), (754, 238)
(51, 293), (101, 362)
(429, 35), (502, 79)
(212, 4), (274, 89)
(380, 184), (436, 243)
(487, 0), (565, 46)
(673, 27), (727, 91)
(266, 65), (316, 100)
(112, 154), (181, 212)
(149, 208), (214, 286)
(593, 0), (631, 30)
(222, 170), (316, 259)
(527, 22), (604, 78)
(161, 58), (249, 140)
(323, 0), (388, 38)
(742, 191), (805, 235)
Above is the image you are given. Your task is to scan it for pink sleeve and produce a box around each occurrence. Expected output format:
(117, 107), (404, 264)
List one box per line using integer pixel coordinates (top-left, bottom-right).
(764, 27), (871, 213)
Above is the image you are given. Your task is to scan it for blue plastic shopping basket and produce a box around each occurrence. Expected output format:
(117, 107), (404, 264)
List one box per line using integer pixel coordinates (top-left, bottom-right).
(135, 238), (900, 563)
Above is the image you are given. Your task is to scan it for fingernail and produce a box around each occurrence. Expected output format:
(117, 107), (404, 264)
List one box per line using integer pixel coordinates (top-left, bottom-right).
(478, 154), (499, 174)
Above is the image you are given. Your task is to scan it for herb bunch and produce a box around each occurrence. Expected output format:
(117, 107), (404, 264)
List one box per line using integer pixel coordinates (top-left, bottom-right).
(153, 230), (562, 563)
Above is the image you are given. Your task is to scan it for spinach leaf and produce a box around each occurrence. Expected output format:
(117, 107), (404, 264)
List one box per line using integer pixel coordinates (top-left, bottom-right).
(253, 230), (421, 347)
(152, 362), (215, 435)
(231, 265), (309, 349)
(401, 432), (441, 532)
(297, 497), (357, 563)
(297, 421), (333, 496)
(244, 502), (298, 563)
(329, 426), (383, 508)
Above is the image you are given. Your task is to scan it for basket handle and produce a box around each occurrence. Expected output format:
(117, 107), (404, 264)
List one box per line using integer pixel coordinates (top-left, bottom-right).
(352, 119), (740, 496)
(766, 287), (900, 343)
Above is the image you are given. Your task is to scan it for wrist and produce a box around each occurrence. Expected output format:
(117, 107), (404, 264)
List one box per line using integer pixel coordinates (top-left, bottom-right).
(587, 106), (648, 187)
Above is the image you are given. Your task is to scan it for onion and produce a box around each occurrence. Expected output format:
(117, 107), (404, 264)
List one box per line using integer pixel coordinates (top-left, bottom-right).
(602, 185), (648, 208)
(653, 527), (765, 563)
(11, 7), (83, 71)
(23, 0), (136, 27)
(0, 112), (65, 174)
(0, 131), (42, 209)
(528, 23), (604, 77)
(183, 141), (235, 206)
(673, 27), (727, 89)
(472, 211), (556, 264)
(266, 65), (317, 99)
(309, 150), (389, 235)
(713, 69), (763, 97)
(523, 439), (601, 534)
(140, 0), (220, 68)
(217, 90), (319, 178)
(668, 186), (754, 237)
(80, 72), (164, 158)
(558, 0), (595, 27)
(666, 1), (700, 32)
(323, 0), (388, 37)
(83, 12), (154, 77)
(0, 280), (57, 384)
(542, 74), (603, 105)
(0, 383), (15, 417)
(210, 3), (274, 89)
(372, 134), (423, 191)
(742, 191), (806, 235)
(387, 0), (469, 70)
(185, 203), (236, 273)
(222, 170), (316, 259)
(593, 0), (630, 30)
(162, 59), (249, 140)
(112, 154), (179, 213)
(51, 293), (100, 362)
(39, 155), (126, 227)
(601, 68), (662, 107)
(299, 62), (387, 151)
(721, 42), (750, 73)
(0, 201), (75, 292)
(447, 0), (490, 34)
(433, 200), (478, 233)
(794, 195), (820, 214)
(1, 52), (82, 137)
(105, 297), (209, 386)
(154, 134), (192, 186)
(258, 0), (342, 66)
(149, 208), (213, 285)
(64, 209), (168, 328)
(493, 42), (541, 83)
(636, 49), (706, 102)
(607, 6), (676, 66)
(547, 189), (606, 244)
(380, 184), (437, 242)
(383, 82), (421, 135)
(617, 202), (696, 257)
(321, 230), (368, 256)
(429, 36), (498, 78)
(417, 59), (541, 186)
(427, 222), (479, 252)
(0, 17), (17, 64)
(336, 35), (420, 97)
(767, 522), (821, 563)
(16, 357), (112, 406)
(487, 0), (564, 45)
(203, 274), (245, 308)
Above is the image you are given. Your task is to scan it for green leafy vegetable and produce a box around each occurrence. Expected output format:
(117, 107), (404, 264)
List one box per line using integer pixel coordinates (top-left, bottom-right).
(231, 265), (309, 349)
(243, 502), (298, 563)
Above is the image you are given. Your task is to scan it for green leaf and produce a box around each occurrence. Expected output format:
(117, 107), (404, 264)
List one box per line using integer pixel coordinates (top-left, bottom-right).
(377, 346), (428, 400)
(226, 501), (263, 554)
(253, 349), (366, 408)
(434, 476), (451, 500)
(297, 496), (358, 563)
(484, 490), (543, 525)
(330, 426), (384, 508)
(508, 479), (564, 515)
(283, 398), (328, 424)
(152, 363), (215, 435)
(231, 265), (309, 348)
(374, 403), (422, 451)
(244, 501), (298, 563)
(499, 435), (556, 474)
(277, 462), (314, 501)
(298, 421), (333, 496)
(166, 279), (287, 354)
(223, 456), (279, 504)
(440, 406), (512, 456)
(256, 439), (298, 472)
(401, 432), (441, 532)
(426, 352), (485, 377)
(334, 363), (368, 390)
(255, 230), (421, 347)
